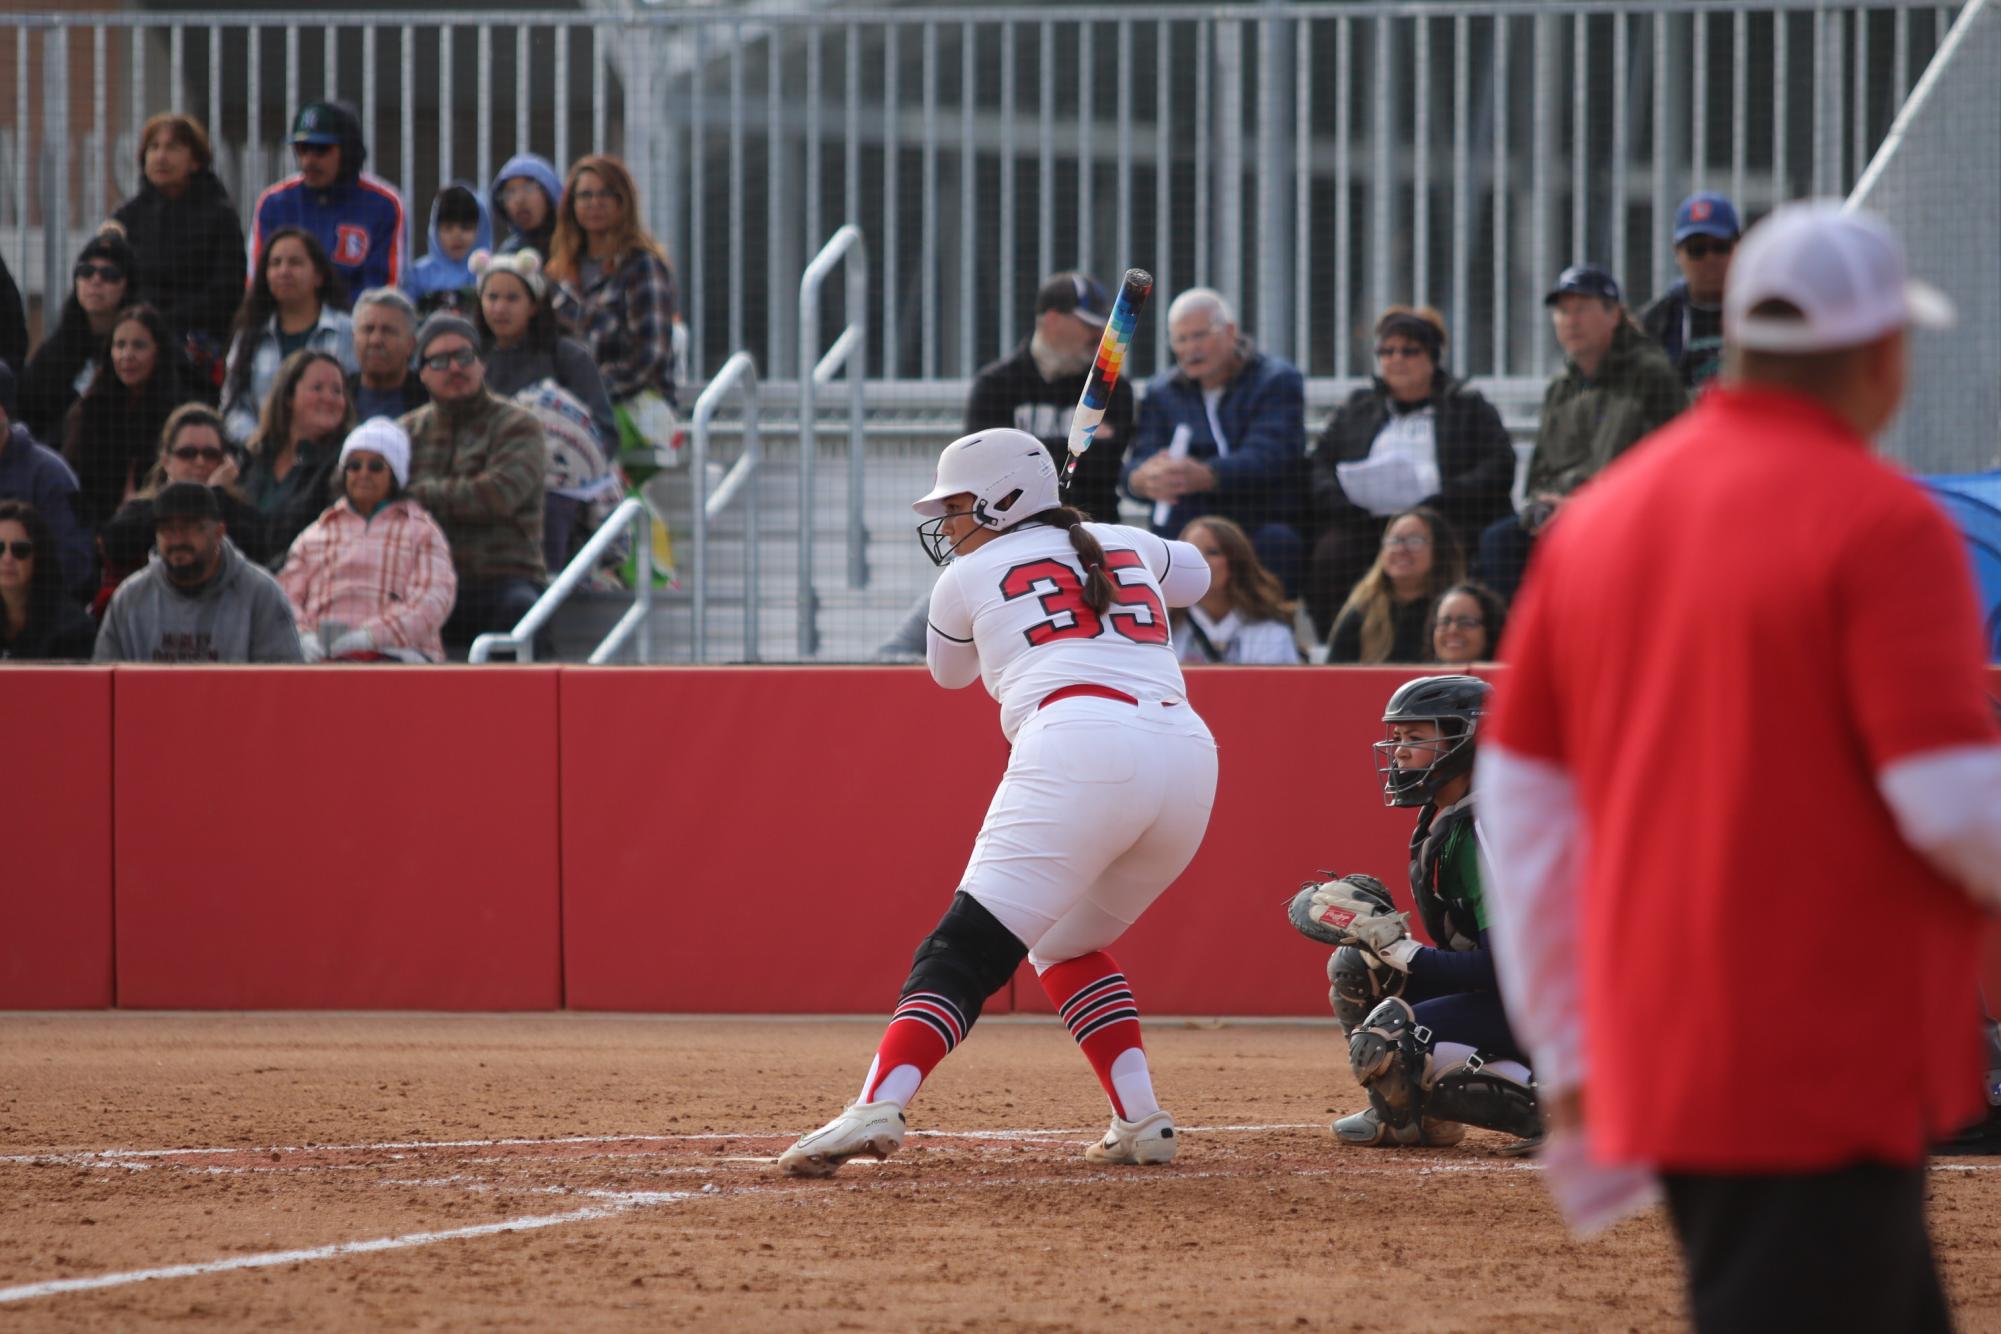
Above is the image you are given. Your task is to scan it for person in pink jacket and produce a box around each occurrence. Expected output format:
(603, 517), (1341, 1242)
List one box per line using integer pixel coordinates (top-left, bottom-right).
(278, 417), (456, 662)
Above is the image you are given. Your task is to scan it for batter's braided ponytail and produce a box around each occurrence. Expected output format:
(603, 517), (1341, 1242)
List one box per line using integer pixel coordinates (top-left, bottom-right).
(1031, 507), (1114, 614)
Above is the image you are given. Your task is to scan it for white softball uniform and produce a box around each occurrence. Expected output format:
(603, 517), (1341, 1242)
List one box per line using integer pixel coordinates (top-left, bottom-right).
(926, 521), (1220, 968)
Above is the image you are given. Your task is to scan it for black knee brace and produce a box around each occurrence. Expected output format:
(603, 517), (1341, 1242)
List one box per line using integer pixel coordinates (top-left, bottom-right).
(897, 892), (1030, 1038)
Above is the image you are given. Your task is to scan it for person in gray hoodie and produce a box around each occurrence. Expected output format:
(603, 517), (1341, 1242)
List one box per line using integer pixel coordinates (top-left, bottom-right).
(94, 481), (302, 663)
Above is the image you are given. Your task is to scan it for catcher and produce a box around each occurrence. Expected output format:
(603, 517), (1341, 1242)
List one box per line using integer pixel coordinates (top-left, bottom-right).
(1287, 674), (1542, 1151)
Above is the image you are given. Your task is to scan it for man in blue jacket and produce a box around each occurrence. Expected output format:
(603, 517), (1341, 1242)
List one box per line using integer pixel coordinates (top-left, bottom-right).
(250, 101), (406, 298)
(1122, 288), (1308, 593)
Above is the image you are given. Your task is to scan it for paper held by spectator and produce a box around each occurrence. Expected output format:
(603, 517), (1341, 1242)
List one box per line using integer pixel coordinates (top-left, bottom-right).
(1151, 422), (1194, 528)
(1537, 1130), (1660, 1239)
(1336, 453), (1439, 516)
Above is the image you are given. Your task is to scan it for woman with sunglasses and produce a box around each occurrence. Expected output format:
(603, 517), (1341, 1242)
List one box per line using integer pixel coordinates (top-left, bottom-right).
(95, 403), (273, 611)
(240, 349), (357, 562)
(1304, 306), (1514, 641)
(546, 155), (678, 443)
(277, 417), (456, 663)
(58, 303), (198, 528)
(0, 500), (96, 661)
(220, 226), (355, 445)
(16, 233), (142, 442)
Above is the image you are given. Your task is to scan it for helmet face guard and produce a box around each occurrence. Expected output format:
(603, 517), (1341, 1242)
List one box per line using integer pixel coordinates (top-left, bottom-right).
(1373, 673), (1490, 807)
(912, 429), (1058, 564)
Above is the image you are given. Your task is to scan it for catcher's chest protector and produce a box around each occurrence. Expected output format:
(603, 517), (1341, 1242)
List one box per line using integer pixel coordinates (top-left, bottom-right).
(1407, 803), (1480, 951)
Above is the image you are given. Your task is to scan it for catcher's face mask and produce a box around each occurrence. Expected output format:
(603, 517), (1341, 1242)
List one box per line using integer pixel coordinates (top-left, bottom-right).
(1373, 720), (1472, 807)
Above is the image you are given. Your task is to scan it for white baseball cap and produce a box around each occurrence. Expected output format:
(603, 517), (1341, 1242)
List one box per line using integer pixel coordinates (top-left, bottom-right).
(1724, 200), (1954, 353)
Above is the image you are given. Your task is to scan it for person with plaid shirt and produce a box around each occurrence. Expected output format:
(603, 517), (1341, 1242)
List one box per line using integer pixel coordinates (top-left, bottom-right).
(278, 417), (456, 663)
(545, 155), (678, 413)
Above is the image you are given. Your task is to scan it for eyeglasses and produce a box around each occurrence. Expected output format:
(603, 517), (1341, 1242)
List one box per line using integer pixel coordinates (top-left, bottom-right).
(1436, 614), (1484, 631)
(74, 263), (125, 284)
(1681, 238), (1735, 260)
(1, 540), (33, 560)
(171, 445), (226, 463)
(1376, 344), (1427, 360)
(293, 142), (336, 157)
(1382, 534), (1432, 551)
(572, 188), (621, 205)
(421, 346), (479, 371)
(344, 457), (388, 474)
(1169, 327), (1221, 348)
(499, 181), (543, 201)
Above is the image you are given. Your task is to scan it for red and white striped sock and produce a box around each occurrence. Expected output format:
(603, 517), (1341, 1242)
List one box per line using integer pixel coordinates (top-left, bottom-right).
(857, 991), (969, 1111)
(1040, 952), (1159, 1121)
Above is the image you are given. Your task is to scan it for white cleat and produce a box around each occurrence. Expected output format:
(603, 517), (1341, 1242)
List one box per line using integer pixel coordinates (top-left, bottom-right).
(776, 1100), (906, 1178)
(1084, 1109), (1178, 1165)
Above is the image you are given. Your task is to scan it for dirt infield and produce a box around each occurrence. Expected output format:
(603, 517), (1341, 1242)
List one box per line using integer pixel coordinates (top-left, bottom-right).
(2, 1014), (1998, 1331)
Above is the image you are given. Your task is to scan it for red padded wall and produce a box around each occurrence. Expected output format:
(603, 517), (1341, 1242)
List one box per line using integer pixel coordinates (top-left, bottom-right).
(113, 667), (562, 1009)
(559, 668), (1013, 1012)
(1, 668), (114, 1008)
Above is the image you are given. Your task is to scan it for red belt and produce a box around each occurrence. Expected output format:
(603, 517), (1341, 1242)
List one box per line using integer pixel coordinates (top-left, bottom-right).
(1039, 684), (1139, 710)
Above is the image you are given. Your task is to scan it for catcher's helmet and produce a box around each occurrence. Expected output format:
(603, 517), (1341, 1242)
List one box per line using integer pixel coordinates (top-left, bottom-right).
(913, 428), (1059, 565)
(1374, 674), (1490, 807)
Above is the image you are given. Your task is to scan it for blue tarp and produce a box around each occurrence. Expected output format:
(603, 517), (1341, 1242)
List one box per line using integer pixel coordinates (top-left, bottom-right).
(1920, 470), (2001, 659)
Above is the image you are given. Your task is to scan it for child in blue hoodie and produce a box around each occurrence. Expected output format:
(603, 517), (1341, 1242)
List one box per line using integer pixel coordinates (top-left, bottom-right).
(488, 153), (563, 260)
(403, 182), (493, 317)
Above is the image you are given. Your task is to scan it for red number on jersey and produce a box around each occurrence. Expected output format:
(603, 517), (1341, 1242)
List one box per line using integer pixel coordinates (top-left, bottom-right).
(999, 550), (1170, 647)
(1000, 559), (1104, 646)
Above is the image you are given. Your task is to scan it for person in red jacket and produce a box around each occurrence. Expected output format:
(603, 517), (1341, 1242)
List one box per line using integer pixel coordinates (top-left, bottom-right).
(1479, 202), (2001, 1332)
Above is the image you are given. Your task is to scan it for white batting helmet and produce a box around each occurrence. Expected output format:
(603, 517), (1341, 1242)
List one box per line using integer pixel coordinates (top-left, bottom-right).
(913, 428), (1059, 563)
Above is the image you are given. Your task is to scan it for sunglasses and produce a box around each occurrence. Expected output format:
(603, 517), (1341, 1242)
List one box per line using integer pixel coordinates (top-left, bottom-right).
(343, 457), (389, 474)
(1681, 238), (1735, 260)
(1436, 614), (1485, 631)
(1376, 344), (1427, 360)
(2, 540), (34, 560)
(74, 262), (125, 284)
(421, 346), (478, 371)
(171, 445), (226, 463)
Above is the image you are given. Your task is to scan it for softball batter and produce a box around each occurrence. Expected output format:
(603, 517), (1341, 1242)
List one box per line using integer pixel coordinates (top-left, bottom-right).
(779, 428), (1219, 1177)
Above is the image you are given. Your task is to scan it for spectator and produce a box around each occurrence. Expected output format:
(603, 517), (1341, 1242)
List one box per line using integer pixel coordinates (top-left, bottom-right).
(398, 313), (547, 651)
(489, 152), (563, 259)
(1641, 192), (1741, 391)
(279, 418), (456, 663)
(547, 154), (679, 434)
(1123, 287), (1307, 594)
(964, 271), (1135, 525)
(105, 112), (246, 379)
(1476, 266), (1686, 604)
(0, 251), (25, 374)
(1428, 581), (1506, 667)
(240, 350), (357, 560)
(18, 232), (140, 441)
(98, 403), (274, 608)
(221, 227), (355, 445)
(59, 304), (197, 528)
(1327, 506), (1465, 665)
(473, 248), (619, 571)
(0, 500), (96, 661)
(1481, 202), (1999, 1330)
(93, 481), (301, 663)
(347, 288), (429, 423)
(1171, 515), (1300, 664)
(249, 101), (405, 298)
(403, 181), (493, 318)
(1305, 306), (1516, 638)
(0, 363), (93, 598)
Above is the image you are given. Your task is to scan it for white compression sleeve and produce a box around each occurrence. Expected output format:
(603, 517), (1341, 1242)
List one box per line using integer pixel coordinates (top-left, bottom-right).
(1877, 742), (2001, 912)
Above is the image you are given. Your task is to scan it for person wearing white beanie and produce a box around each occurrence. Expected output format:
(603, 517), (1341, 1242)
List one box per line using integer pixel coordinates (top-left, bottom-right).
(276, 415), (457, 662)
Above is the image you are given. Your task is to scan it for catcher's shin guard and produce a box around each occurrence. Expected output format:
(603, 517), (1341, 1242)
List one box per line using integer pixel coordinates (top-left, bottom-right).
(1328, 946), (1405, 1035)
(1347, 997), (1543, 1141)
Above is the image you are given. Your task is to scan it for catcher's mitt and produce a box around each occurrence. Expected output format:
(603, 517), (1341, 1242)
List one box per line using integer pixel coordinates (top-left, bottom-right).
(1286, 872), (1410, 952)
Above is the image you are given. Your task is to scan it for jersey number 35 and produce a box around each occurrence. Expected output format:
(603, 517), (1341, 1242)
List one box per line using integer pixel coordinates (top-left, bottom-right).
(1000, 551), (1170, 647)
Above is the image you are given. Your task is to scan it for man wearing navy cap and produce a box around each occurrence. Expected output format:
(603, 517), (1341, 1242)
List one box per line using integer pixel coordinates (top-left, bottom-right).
(1642, 192), (1742, 389)
(249, 101), (407, 297)
(1475, 264), (1685, 604)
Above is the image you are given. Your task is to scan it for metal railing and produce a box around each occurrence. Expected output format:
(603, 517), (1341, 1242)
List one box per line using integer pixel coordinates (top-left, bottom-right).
(689, 350), (764, 663)
(796, 224), (869, 659)
(468, 495), (654, 665)
(0, 4), (1966, 383)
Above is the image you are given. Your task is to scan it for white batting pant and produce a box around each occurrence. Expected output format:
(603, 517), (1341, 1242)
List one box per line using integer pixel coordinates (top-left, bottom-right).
(959, 695), (1219, 970)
